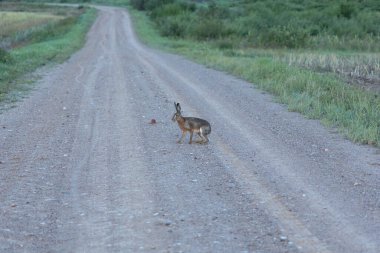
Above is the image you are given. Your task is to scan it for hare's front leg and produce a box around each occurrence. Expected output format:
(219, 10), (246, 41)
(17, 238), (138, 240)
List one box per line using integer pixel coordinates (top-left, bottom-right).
(177, 131), (186, 143)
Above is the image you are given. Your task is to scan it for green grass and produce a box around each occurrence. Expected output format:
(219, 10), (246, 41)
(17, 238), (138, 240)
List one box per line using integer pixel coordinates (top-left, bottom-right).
(128, 6), (380, 146)
(0, 7), (97, 104)
(130, 0), (380, 51)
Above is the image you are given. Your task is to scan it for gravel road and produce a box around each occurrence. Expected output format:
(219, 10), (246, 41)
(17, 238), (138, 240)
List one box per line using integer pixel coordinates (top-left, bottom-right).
(0, 6), (379, 253)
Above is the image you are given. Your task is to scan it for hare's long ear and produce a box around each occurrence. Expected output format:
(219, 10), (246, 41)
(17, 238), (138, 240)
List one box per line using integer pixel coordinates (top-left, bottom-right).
(174, 102), (180, 112)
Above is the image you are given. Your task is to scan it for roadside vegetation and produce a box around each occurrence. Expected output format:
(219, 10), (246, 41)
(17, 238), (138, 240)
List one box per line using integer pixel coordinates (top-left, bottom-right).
(128, 0), (380, 146)
(0, 2), (96, 104)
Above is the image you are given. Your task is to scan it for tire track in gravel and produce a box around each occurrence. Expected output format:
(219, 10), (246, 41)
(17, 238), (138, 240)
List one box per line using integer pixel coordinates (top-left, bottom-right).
(124, 24), (378, 252)
(119, 7), (379, 252)
(138, 53), (376, 252)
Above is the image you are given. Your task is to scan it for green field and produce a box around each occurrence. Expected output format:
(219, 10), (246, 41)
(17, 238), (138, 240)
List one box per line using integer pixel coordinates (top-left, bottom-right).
(0, 2), (96, 105)
(0, 11), (63, 38)
(0, 10), (66, 52)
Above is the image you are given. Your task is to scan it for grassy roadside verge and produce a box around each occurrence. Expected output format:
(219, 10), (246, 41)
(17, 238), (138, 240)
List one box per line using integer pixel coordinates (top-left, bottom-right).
(0, 7), (97, 104)
(128, 7), (379, 147)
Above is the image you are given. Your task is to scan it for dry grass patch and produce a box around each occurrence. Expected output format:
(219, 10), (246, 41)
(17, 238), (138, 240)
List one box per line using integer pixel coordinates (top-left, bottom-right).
(276, 52), (380, 92)
(0, 11), (64, 38)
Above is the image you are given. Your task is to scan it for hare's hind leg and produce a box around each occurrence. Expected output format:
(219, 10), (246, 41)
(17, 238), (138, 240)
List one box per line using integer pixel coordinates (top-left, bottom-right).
(198, 128), (209, 144)
(201, 134), (209, 144)
(195, 133), (204, 143)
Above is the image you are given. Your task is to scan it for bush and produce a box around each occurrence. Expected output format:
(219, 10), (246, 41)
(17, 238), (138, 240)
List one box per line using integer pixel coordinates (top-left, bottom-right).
(145, 0), (175, 11)
(191, 19), (228, 40)
(156, 14), (191, 37)
(339, 3), (357, 19)
(357, 12), (380, 36)
(213, 39), (234, 50)
(131, 0), (175, 11)
(131, 0), (380, 50)
(0, 48), (12, 63)
(130, 0), (146, 11)
(196, 1), (231, 19)
(260, 25), (309, 48)
(151, 2), (190, 19)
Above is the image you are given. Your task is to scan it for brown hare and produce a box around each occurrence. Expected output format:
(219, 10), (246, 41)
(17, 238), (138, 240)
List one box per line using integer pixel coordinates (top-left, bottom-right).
(172, 102), (211, 144)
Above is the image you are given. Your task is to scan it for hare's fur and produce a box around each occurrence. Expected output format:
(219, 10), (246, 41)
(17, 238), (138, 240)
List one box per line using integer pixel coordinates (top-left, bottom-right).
(172, 102), (211, 144)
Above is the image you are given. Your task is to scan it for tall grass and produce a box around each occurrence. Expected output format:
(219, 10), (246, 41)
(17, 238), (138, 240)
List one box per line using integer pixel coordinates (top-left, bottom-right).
(276, 52), (380, 87)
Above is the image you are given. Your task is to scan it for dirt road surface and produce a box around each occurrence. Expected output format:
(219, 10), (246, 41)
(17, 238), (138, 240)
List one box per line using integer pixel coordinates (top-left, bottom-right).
(1, 6), (379, 253)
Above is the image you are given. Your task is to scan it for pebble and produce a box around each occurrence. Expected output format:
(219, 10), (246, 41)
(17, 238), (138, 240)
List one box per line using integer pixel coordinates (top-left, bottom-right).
(156, 219), (172, 226)
(164, 220), (172, 226)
